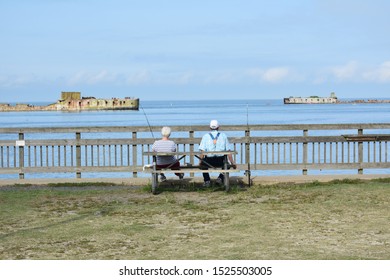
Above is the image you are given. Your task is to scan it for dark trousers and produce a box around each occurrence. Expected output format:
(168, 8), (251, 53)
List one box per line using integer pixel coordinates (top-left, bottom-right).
(156, 161), (181, 177)
(200, 156), (225, 182)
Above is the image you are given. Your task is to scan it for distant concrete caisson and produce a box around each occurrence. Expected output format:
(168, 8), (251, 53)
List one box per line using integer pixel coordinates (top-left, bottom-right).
(0, 92), (139, 111)
(284, 92), (338, 104)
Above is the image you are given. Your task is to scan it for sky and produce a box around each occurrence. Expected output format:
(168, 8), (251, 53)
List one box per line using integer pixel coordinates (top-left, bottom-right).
(1, 0), (390, 102)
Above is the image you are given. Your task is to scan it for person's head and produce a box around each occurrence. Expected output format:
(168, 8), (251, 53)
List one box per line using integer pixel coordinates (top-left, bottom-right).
(161, 126), (171, 138)
(209, 120), (219, 130)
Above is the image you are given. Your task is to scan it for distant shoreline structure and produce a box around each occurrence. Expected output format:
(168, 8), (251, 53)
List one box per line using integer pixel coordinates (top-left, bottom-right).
(284, 92), (390, 104)
(0, 92), (139, 112)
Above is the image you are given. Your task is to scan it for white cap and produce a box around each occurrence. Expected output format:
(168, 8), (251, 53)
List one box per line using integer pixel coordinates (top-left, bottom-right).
(210, 120), (219, 129)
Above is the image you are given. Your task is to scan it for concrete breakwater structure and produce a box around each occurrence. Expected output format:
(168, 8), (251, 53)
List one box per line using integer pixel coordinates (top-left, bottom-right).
(338, 99), (390, 104)
(284, 92), (338, 104)
(0, 123), (389, 182)
(284, 92), (390, 104)
(0, 92), (139, 112)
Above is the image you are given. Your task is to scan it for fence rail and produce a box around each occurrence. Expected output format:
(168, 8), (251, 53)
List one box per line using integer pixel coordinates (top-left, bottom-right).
(1, 123), (389, 180)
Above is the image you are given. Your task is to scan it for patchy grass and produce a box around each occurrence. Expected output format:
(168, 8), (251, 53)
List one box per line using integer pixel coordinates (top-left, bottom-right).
(46, 182), (119, 188)
(0, 179), (389, 260)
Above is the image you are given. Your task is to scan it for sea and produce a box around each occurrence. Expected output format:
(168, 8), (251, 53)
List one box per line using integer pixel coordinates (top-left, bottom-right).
(1, 99), (389, 179)
(1, 99), (390, 127)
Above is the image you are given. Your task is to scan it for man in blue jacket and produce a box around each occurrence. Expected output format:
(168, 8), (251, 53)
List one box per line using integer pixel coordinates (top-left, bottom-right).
(199, 120), (236, 187)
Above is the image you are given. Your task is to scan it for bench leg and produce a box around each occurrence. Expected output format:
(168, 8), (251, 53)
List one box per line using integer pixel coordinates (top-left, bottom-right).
(152, 173), (158, 194)
(224, 172), (230, 192)
(151, 157), (158, 194)
(246, 170), (251, 187)
(223, 155), (230, 192)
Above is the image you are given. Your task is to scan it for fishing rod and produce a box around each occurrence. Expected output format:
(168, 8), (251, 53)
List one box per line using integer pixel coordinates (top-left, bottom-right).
(245, 103), (252, 187)
(141, 106), (155, 139)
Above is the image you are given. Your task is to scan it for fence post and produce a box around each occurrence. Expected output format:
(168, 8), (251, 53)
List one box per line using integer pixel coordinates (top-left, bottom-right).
(358, 128), (363, 174)
(189, 130), (194, 177)
(303, 129), (308, 175)
(18, 132), (24, 179)
(76, 132), (81, 178)
(132, 131), (138, 177)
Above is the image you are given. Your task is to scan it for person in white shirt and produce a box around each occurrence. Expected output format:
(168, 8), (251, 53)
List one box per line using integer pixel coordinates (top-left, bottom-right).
(152, 126), (183, 181)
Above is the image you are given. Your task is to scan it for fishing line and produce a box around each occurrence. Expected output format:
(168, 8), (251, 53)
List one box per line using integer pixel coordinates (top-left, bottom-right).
(246, 103), (249, 127)
(141, 106), (155, 139)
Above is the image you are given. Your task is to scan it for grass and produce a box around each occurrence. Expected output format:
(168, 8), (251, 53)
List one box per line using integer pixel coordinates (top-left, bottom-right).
(0, 178), (389, 260)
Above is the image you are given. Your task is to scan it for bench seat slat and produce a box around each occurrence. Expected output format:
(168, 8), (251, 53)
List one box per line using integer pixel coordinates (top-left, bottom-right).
(144, 168), (239, 174)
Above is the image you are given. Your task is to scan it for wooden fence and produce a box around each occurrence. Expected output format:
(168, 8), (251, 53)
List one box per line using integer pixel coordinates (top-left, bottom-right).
(0, 123), (389, 180)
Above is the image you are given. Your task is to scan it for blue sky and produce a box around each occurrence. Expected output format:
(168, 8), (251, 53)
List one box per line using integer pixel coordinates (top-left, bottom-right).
(1, 0), (389, 102)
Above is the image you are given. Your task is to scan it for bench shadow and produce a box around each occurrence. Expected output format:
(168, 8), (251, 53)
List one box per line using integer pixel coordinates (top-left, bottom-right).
(152, 176), (248, 194)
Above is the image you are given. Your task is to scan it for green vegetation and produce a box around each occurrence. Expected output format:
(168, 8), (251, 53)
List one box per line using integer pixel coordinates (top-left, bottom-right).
(1, 179), (389, 260)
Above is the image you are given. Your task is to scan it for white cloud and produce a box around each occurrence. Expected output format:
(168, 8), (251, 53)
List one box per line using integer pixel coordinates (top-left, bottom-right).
(87, 70), (117, 84)
(330, 61), (359, 81)
(262, 67), (291, 83)
(246, 67), (296, 83)
(3, 60), (390, 93)
(67, 69), (193, 86)
(68, 70), (119, 86)
(125, 70), (151, 85)
(67, 67), (299, 87)
(203, 71), (240, 84)
(363, 61), (390, 83)
(0, 74), (39, 88)
(318, 60), (390, 84)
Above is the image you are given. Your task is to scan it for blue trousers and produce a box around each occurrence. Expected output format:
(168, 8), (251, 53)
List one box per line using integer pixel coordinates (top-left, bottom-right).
(200, 156), (225, 182)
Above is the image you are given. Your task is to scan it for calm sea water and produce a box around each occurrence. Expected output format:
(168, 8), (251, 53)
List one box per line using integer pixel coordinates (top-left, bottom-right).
(1, 99), (390, 127)
(1, 99), (389, 179)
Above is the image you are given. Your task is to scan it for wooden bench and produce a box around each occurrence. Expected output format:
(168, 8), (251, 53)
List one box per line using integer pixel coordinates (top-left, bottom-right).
(143, 151), (238, 194)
